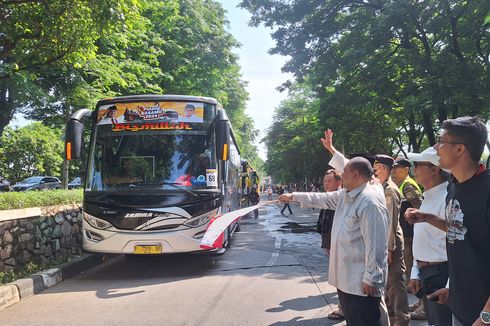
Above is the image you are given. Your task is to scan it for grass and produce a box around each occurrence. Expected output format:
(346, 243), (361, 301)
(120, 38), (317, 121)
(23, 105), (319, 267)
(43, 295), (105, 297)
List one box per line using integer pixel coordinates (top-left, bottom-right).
(0, 189), (83, 211)
(0, 256), (77, 285)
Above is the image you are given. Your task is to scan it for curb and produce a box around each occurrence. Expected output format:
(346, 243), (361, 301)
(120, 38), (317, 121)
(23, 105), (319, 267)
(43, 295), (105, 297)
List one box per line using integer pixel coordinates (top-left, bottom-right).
(0, 254), (107, 311)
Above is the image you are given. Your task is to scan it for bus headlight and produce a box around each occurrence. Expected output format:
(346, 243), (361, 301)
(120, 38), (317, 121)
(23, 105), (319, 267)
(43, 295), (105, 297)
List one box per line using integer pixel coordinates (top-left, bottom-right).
(83, 212), (113, 230)
(184, 209), (217, 227)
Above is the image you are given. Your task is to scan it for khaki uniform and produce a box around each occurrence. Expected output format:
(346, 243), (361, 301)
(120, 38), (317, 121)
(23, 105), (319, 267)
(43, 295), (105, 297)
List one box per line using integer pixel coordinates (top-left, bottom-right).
(384, 179), (409, 326)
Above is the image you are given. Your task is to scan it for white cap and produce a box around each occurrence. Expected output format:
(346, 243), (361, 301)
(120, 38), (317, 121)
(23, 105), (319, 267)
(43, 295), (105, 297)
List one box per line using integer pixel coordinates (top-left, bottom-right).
(406, 147), (450, 173)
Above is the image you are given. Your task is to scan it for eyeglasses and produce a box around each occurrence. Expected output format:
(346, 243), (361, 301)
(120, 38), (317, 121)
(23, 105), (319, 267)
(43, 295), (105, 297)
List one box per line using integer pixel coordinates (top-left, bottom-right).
(435, 138), (465, 146)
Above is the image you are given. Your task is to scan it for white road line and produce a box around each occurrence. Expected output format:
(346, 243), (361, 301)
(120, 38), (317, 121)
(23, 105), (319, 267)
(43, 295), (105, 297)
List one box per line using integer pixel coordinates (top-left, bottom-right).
(264, 204), (283, 273)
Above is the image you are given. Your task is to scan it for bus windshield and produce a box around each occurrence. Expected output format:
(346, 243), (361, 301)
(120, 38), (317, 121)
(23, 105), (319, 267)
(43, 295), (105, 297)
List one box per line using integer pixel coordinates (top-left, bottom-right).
(86, 100), (218, 192)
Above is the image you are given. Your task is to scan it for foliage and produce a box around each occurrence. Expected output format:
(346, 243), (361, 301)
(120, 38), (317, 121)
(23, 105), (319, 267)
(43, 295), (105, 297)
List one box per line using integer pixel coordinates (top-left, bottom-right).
(0, 189), (83, 211)
(264, 82), (329, 185)
(0, 0), (140, 135)
(1, 0), (260, 172)
(0, 123), (64, 183)
(241, 0), (490, 157)
(0, 256), (77, 285)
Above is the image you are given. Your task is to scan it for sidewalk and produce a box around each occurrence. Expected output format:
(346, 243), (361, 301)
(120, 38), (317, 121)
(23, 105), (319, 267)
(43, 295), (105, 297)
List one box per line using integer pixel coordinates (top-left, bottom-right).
(264, 193), (425, 326)
(0, 254), (108, 311)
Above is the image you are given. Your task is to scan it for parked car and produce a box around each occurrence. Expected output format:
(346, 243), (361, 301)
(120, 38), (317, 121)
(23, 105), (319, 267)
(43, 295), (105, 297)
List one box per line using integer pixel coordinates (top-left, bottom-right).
(67, 177), (82, 189)
(0, 175), (11, 192)
(12, 176), (62, 191)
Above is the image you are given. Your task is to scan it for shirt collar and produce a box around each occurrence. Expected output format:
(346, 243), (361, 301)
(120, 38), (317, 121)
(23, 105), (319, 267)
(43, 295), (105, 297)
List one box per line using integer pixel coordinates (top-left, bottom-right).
(347, 182), (368, 199)
(423, 181), (448, 198)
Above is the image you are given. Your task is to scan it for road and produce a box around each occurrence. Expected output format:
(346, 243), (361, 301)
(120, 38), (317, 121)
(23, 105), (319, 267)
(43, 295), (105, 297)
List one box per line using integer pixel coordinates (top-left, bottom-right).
(0, 195), (422, 326)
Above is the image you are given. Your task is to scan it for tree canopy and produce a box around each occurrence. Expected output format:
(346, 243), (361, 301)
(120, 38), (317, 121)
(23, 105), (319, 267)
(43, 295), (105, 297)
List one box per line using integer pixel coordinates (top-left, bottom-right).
(0, 123), (64, 182)
(242, 0), (489, 183)
(1, 0), (262, 177)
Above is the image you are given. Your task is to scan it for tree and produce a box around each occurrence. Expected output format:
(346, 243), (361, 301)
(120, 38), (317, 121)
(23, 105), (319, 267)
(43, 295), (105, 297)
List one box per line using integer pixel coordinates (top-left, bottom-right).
(264, 82), (328, 185)
(0, 0), (140, 135)
(241, 0), (490, 154)
(0, 123), (64, 183)
(1, 0), (261, 175)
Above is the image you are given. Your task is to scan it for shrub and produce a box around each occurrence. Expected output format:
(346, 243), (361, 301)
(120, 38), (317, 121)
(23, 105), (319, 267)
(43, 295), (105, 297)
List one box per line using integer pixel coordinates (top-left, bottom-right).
(0, 189), (83, 210)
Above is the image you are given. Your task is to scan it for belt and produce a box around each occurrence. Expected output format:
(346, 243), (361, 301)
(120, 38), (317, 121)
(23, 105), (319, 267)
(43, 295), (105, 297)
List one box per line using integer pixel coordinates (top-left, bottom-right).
(416, 260), (447, 269)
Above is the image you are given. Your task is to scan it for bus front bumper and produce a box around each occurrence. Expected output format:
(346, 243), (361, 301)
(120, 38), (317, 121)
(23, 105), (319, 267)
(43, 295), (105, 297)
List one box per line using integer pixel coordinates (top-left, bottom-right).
(82, 220), (211, 254)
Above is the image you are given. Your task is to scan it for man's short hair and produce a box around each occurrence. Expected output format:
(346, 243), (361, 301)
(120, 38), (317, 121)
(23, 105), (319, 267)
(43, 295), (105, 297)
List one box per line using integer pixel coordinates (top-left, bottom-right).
(348, 157), (374, 179)
(442, 116), (488, 162)
(326, 169), (342, 181)
(185, 104), (195, 111)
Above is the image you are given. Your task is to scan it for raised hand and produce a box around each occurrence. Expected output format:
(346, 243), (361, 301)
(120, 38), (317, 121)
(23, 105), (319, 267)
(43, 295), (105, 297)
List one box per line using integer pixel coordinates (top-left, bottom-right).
(320, 129), (336, 154)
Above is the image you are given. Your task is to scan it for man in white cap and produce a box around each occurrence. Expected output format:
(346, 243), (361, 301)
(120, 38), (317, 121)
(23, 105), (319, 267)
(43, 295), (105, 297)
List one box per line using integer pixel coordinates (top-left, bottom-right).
(406, 116), (490, 326)
(406, 147), (452, 326)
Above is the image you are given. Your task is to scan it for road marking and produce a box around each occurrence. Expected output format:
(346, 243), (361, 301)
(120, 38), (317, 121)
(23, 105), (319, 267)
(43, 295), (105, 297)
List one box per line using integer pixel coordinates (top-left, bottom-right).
(264, 204), (283, 273)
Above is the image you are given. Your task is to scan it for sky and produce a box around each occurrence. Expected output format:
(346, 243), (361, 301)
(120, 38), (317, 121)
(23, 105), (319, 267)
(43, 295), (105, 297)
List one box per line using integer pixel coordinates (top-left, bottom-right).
(218, 1), (292, 160)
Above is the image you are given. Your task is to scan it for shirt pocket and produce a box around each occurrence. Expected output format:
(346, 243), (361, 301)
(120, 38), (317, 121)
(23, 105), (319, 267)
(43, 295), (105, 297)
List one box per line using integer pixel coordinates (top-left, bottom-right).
(344, 214), (359, 229)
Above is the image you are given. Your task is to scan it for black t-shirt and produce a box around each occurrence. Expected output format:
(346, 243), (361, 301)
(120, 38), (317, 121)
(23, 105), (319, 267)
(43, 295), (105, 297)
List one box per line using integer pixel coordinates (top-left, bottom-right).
(446, 168), (490, 324)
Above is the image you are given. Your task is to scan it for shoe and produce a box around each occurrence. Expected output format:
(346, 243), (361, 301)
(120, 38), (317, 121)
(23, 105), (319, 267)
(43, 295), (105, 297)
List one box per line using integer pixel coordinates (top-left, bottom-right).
(327, 309), (344, 321)
(408, 300), (421, 312)
(410, 304), (427, 320)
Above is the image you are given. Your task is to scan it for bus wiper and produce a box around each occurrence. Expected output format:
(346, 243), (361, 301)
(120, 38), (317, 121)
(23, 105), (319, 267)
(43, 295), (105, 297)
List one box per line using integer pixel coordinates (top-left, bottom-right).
(160, 182), (199, 197)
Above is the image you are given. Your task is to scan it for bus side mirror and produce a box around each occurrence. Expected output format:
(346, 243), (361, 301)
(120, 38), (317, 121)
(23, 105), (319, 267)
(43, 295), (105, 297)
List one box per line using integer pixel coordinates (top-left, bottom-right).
(65, 119), (84, 160)
(65, 108), (92, 161)
(216, 120), (230, 161)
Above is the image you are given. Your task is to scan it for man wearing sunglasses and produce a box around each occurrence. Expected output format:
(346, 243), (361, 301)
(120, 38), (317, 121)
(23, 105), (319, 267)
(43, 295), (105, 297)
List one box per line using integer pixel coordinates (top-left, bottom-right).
(405, 116), (490, 326)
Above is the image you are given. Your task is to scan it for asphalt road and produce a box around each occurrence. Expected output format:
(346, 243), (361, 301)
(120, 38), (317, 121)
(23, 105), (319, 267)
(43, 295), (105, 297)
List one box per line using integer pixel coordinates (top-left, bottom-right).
(0, 195), (424, 326)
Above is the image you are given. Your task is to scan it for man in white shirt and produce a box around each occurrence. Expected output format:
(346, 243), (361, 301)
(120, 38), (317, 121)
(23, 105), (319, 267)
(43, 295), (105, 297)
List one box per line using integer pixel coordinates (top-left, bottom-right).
(406, 147), (452, 325)
(279, 157), (389, 326)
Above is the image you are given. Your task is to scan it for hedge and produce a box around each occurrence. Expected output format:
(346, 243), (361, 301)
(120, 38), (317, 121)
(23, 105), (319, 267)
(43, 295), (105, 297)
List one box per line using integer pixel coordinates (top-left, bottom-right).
(0, 189), (83, 210)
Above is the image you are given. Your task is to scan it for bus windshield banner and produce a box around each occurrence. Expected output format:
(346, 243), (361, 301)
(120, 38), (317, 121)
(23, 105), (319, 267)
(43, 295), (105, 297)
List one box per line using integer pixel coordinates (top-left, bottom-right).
(97, 101), (205, 130)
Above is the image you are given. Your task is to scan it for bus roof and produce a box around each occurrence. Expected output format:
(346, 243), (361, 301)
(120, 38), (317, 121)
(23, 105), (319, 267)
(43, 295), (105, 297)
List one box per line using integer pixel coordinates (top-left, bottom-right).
(96, 95), (221, 108)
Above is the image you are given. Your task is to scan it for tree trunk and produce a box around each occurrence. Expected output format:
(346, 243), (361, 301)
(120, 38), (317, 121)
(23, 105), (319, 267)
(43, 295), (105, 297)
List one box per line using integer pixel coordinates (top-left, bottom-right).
(0, 79), (15, 136)
(421, 110), (436, 146)
(406, 112), (419, 152)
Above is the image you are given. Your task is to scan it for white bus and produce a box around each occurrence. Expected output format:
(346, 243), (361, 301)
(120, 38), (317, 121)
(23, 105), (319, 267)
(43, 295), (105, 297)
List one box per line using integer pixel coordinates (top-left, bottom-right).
(65, 95), (242, 255)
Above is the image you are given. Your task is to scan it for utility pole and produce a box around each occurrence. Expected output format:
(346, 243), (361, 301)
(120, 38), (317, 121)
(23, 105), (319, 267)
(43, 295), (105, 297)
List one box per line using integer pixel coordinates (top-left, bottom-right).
(62, 105), (71, 189)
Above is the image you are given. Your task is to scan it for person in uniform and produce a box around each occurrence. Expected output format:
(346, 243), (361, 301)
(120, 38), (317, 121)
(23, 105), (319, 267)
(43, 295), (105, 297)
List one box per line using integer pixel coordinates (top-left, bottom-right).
(374, 154), (410, 326)
(391, 157), (425, 319)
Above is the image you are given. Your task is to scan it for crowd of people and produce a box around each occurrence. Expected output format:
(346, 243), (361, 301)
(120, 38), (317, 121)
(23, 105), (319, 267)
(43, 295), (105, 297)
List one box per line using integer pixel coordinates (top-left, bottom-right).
(278, 116), (490, 326)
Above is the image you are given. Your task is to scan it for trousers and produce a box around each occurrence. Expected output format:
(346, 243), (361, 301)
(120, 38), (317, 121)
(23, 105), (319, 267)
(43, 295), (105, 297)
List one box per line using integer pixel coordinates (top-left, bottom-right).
(338, 289), (381, 326)
(386, 243), (409, 326)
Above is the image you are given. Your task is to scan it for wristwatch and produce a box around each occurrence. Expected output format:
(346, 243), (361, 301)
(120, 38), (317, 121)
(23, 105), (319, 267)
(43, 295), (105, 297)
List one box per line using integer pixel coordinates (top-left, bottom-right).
(481, 311), (490, 324)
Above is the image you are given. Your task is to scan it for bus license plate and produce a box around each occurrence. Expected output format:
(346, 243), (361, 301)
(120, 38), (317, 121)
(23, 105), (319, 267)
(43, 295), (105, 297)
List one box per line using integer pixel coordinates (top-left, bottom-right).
(134, 245), (162, 254)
